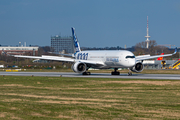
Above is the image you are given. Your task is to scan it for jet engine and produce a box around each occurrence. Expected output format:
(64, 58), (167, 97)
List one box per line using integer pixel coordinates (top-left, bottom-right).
(130, 62), (144, 73)
(71, 62), (87, 73)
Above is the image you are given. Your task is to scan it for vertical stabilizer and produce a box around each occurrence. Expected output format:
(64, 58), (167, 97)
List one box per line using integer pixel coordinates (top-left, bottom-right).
(72, 27), (81, 53)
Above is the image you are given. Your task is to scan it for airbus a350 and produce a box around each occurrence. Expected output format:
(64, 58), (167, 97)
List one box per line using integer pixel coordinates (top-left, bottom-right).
(12, 27), (177, 75)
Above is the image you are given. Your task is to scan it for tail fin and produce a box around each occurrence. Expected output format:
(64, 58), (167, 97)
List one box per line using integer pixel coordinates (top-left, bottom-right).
(157, 53), (164, 60)
(72, 27), (81, 53)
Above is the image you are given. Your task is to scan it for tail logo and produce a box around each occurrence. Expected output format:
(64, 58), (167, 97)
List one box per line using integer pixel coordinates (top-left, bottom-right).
(72, 27), (81, 53)
(157, 53), (164, 60)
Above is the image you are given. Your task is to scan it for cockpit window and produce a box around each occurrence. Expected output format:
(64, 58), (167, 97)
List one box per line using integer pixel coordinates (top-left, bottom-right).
(126, 56), (135, 59)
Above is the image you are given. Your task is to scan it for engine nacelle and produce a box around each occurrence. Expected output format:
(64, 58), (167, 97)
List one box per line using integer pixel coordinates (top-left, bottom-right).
(130, 62), (144, 73)
(71, 62), (87, 73)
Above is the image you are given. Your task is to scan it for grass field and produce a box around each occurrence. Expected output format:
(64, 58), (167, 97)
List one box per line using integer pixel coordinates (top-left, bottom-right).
(0, 76), (180, 119)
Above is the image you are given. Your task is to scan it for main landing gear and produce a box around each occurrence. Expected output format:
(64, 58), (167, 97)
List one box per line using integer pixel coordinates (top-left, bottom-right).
(82, 68), (132, 76)
(111, 68), (133, 76)
(82, 67), (91, 75)
(82, 71), (91, 75)
(111, 68), (120, 75)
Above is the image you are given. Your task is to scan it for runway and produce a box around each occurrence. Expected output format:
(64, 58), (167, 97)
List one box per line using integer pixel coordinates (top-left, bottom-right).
(0, 72), (180, 80)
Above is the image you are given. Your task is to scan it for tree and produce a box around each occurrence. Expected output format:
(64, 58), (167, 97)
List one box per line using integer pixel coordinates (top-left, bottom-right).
(134, 40), (171, 56)
(38, 46), (52, 55)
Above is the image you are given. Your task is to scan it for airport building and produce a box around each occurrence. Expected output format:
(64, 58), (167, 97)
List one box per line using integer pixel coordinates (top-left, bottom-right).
(51, 35), (74, 54)
(0, 46), (39, 55)
(143, 60), (180, 69)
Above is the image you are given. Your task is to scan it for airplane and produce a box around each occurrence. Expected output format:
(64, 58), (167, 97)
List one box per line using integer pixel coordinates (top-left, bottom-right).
(11, 27), (177, 76)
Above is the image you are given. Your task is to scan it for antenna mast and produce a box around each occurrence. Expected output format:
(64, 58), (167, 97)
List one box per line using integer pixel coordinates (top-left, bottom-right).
(145, 16), (150, 48)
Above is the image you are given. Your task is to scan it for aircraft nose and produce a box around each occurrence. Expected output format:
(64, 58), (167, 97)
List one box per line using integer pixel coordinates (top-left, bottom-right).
(128, 59), (136, 67)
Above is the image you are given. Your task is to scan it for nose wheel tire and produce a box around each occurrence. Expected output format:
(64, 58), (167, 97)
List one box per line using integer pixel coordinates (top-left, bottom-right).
(128, 72), (132, 76)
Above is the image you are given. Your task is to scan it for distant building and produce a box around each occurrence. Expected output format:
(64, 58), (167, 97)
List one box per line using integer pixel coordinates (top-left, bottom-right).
(51, 35), (74, 54)
(0, 46), (39, 55)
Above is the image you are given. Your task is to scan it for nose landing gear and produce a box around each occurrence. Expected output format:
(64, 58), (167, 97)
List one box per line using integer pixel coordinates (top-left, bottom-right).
(128, 68), (132, 76)
(128, 72), (132, 76)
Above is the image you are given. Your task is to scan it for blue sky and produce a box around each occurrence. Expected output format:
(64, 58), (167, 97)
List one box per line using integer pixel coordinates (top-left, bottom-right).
(0, 0), (180, 48)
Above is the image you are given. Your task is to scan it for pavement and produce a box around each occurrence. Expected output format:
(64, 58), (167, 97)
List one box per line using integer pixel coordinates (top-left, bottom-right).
(0, 72), (180, 80)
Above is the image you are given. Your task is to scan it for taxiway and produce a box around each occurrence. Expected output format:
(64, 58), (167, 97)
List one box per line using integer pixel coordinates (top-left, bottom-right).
(0, 72), (180, 80)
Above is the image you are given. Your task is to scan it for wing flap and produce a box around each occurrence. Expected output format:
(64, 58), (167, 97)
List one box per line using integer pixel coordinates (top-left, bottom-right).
(75, 60), (105, 66)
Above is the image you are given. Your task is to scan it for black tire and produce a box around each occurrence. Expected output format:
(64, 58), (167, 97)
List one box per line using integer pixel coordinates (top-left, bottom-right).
(111, 72), (120, 75)
(128, 72), (132, 76)
(82, 72), (91, 75)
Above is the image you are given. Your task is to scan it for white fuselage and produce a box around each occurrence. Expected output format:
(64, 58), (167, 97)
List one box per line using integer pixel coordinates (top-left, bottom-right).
(75, 50), (136, 69)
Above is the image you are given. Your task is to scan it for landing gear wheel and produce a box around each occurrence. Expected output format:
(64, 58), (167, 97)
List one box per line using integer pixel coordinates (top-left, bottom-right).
(111, 68), (120, 75)
(82, 72), (91, 75)
(128, 72), (132, 76)
(111, 71), (120, 75)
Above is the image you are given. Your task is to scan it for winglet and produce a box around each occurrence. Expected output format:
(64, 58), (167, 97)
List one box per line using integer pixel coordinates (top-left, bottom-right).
(72, 27), (81, 53)
(173, 47), (177, 55)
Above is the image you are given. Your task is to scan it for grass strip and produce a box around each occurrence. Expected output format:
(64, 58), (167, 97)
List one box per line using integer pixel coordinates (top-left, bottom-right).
(0, 76), (180, 119)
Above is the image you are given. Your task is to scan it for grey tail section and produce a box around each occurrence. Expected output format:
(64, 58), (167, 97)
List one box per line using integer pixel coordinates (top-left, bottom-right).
(72, 27), (81, 53)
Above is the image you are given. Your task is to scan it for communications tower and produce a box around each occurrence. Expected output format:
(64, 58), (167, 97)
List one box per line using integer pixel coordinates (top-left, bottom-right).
(145, 16), (150, 49)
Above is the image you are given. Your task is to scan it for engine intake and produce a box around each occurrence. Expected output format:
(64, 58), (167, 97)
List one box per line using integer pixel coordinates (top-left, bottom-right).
(72, 62), (87, 73)
(130, 62), (144, 73)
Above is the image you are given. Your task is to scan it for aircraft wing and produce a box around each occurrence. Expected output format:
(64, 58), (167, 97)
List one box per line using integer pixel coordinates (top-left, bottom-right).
(14, 55), (75, 62)
(14, 55), (105, 66)
(135, 54), (150, 60)
(136, 48), (177, 61)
